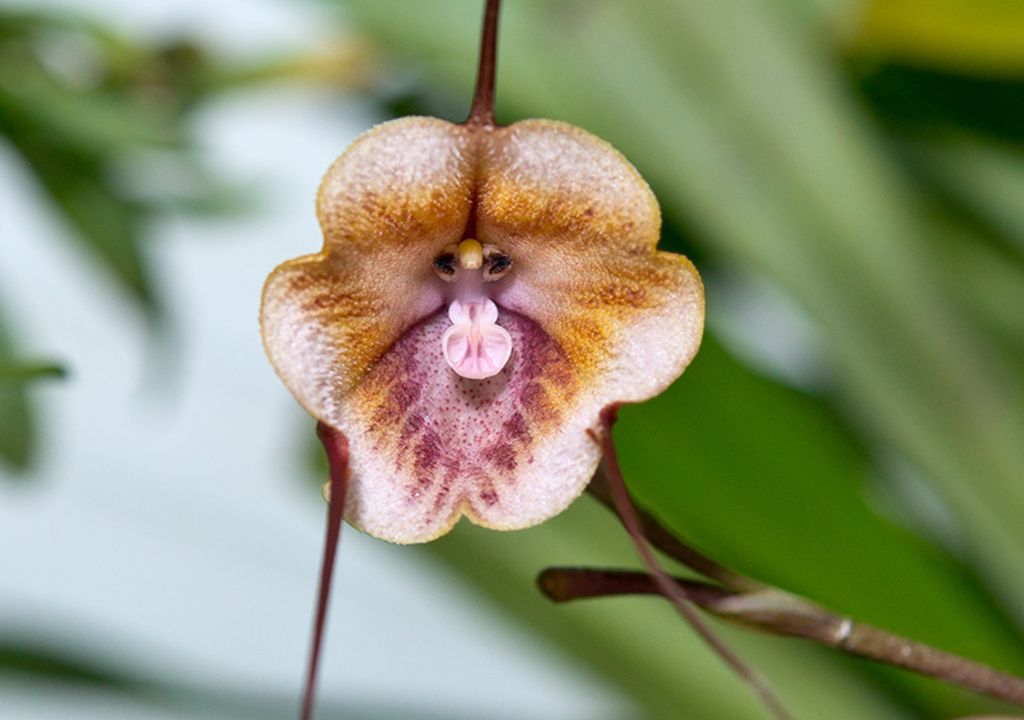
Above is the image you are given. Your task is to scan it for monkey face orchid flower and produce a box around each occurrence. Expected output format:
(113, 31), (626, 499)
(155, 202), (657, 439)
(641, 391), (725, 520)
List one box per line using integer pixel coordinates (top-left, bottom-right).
(260, 116), (704, 544)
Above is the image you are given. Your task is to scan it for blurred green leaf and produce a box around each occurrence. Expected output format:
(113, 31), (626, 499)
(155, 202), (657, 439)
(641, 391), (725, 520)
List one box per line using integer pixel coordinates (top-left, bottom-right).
(853, 0), (1024, 76)
(195, 41), (381, 97)
(14, 145), (156, 307)
(0, 356), (33, 472)
(0, 10), (374, 317)
(0, 307), (64, 473)
(0, 63), (178, 154)
(905, 137), (1024, 260)
(618, 335), (1024, 717)
(938, 227), (1024, 371)
(0, 642), (136, 689)
(857, 63), (1024, 143)
(0, 11), (237, 313)
(429, 498), (912, 720)
(887, 137), (1024, 376)
(0, 637), (516, 720)
(0, 362), (66, 382)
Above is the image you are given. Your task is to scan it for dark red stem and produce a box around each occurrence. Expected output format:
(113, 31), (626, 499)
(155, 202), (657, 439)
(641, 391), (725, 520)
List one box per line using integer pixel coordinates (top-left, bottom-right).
(588, 469), (758, 592)
(539, 567), (732, 605)
(596, 406), (793, 720)
(540, 567), (1024, 706)
(465, 0), (501, 127)
(299, 422), (350, 720)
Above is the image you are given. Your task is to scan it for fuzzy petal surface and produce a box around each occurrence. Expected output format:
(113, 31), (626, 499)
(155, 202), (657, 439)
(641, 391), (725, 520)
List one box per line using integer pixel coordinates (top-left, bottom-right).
(260, 116), (703, 543)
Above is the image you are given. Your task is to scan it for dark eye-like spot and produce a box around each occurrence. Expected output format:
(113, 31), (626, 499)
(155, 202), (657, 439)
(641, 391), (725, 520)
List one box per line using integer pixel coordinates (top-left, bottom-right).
(433, 254), (456, 278)
(485, 253), (512, 279)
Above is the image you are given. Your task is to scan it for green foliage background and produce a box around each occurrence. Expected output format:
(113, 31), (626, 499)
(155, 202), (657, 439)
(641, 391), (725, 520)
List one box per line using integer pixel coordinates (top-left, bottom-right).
(3, 1), (1024, 718)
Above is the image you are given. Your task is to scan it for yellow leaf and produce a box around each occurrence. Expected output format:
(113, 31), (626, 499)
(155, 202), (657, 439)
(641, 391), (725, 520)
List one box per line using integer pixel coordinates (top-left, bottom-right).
(854, 0), (1024, 76)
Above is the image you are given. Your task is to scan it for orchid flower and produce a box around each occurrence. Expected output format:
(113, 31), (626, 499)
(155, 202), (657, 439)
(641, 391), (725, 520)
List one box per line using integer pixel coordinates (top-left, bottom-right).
(258, 4), (727, 718)
(260, 112), (703, 543)
(260, 2), (704, 548)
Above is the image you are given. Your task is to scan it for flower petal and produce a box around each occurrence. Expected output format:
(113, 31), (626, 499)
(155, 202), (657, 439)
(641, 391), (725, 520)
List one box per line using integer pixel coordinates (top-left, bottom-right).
(260, 117), (704, 544)
(345, 307), (587, 541)
(480, 119), (705, 404)
(261, 116), (474, 410)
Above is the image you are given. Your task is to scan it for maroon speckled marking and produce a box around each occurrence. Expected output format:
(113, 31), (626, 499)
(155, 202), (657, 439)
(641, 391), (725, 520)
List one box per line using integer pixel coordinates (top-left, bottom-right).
(504, 412), (531, 444)
(479, 481), (498, 507)
(353, 305), (577, 527)
(482, 441), (517, 472)
(518, 381), (556, 423)
(413, 429), (442, 473)
(431, 476), (453, 516)
(401, 412), (425, 442)
(392, 380), (422, 408)
(369, 378), (422, 430)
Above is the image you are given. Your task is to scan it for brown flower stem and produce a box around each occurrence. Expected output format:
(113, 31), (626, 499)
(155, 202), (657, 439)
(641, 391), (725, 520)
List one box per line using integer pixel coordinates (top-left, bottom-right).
(300, 422), (351, 720)
(465, 0), (501, 127)
(539, 567), (731, 605)
(588, 466), (759, 592)
(539, 568), (1024, 706)
(595, 406), (794, 720)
